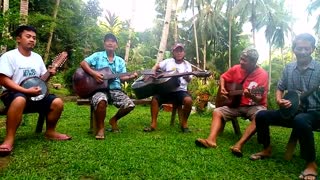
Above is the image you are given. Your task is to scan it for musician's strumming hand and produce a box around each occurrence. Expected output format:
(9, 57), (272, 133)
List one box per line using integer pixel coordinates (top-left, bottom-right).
(93, 71), (104, 83)
(26, 86), (42, 96)
(220, 87), (228, 95)
(277, 98), (292, 108)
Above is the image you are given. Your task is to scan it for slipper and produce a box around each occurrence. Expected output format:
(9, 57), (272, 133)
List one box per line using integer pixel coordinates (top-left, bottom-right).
(143, 127), (155, 132)
(195, 138), (217, 148)
(95, 135), (105, 140)
(230, 146), (243, 157)
(249, 153), (270, 161)
(299, 172), (318, 180)
(45, 134), (72, 141)
(0, 144), (13, 157)
(106, 128), (121, 133)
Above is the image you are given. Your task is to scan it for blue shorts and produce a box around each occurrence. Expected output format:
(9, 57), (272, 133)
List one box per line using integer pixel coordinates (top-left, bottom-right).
(1, 91), (57, 113)
(154, 91), (191, 106)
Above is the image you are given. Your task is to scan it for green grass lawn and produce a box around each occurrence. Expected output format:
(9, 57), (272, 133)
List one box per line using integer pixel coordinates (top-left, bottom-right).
(0, 101), (319, 179)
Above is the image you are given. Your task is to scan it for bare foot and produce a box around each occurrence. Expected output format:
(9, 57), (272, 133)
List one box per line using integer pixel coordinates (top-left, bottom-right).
(109, 118), (118, 130)
(95, 129), (105, 140)
(250, 146), (272, 161)
(299, 162), (318, 180)
(45, 131), (71, 141)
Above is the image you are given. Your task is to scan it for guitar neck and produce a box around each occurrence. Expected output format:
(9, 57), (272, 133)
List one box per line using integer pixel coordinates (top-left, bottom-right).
(40, 71), (51, 82)
(229, 90), (244, 96)
(103, 72), (133, 80)
(159, 72), (193, 78)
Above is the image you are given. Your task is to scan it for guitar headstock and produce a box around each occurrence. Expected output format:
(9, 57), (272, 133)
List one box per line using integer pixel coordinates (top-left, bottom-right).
(51, 51), (68, 69)
(192, 71), (212, 77)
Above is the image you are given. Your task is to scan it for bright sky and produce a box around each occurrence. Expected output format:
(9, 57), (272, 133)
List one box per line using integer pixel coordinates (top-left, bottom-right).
(97, 0), (317, 62)
(97, 0), (156, 32)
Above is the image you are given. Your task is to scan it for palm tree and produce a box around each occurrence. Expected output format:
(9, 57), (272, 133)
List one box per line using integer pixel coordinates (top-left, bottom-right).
(124, 0), (136, 62)
(44, 0), (61, 63)
(156, 0), (173, 62)
(20, 0), (28, 24)
(264, 0), (292, 90)
(1, 0), (9, 54)
(233, 0), (270, 46)
(307, 0), (320, 34)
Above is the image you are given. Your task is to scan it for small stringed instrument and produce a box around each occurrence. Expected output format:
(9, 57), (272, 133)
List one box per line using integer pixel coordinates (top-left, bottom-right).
(72, 67), (153, 98)
(20, 51), (68, 101)
(279, 85), (320, 119)
(132, 71), (211, 99)
(215, 82), (265, 108)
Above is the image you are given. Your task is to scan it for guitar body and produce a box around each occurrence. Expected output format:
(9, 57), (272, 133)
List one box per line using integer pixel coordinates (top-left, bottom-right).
(73, 67), (113, 98)
(132, 74), (180, 99)
(279, 91), (301, 119)
(215, 83), (243, 108)
(20, 77), (48, 101)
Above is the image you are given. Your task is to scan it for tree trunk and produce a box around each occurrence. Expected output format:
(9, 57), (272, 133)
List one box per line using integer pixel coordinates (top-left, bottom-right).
(203, 43), (206, 70)
(268, 43), (272, 92)
(20, 0), (29, 24)
(44, 0), (60, 63)
(172, 0), (178, 43)
(227, 0), (234, 68)
(1, 0), (9, 54)
(156, 0), (172, 63)
(124, 0), (136, 62)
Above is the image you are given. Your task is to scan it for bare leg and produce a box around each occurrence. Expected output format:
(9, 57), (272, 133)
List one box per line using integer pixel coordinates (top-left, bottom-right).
(44, 98), (71, 140)
(109, 106), (134, 130)
(180, 96), (192, 129)
(231, 118), (256, 152)
(1, 97), (26, 147)
(202, 110), (224, 147)
(94, 100), (107, 139)
(147, 97), (159, 130)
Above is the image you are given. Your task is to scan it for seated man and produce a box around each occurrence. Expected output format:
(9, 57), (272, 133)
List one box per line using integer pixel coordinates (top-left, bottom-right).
(250, 33), (320, 180)
(80, 33), (137, 140)
(143, 43), (193, 133)
(0, 25), (71, 156)
(195, 47), (268, 157)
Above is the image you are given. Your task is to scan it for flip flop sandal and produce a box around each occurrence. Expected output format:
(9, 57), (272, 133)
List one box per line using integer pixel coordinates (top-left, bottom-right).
(0, 144), (13, 157)
(230, 146), (243, 157)
(195, 139), (217, 148)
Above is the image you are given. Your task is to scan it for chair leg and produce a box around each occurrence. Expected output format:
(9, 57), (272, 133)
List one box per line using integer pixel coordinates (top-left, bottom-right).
(35, 112), (46, 133)
(170, 104), (177, 126)
(284, 129), (298, 160)
(89, 105), (96, 134)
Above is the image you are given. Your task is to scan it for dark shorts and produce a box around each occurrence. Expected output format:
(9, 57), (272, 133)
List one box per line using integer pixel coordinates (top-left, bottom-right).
(154, 91), (191, 106)
(1, 91), (56, 113)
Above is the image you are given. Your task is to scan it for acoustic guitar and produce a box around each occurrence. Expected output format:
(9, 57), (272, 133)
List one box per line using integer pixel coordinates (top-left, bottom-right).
(131, 71), (211, 99)
(20, 51), (68, 101)
(215, 82), (265, 108)
(72, 67), (153, 98)
(279, 85), (320, 119)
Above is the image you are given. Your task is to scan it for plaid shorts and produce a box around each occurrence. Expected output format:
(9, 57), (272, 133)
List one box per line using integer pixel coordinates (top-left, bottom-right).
(91, 90), (135, 110)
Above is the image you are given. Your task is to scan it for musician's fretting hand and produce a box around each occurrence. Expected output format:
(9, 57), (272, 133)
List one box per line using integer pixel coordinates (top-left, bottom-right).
(243, 88), (252, 98)
(48, 65), (57, 75)
(277, 98), (292, 108)
(26, 86), (42, 96)
(183, 76), (191, 82)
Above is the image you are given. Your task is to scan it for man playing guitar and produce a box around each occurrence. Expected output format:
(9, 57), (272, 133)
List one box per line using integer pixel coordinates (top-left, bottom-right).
(195, 47), (268, 157)
(143, 43), (193, 133)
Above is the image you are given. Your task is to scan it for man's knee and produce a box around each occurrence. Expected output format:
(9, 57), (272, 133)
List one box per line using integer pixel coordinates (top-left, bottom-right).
(51, 98), (64, 110)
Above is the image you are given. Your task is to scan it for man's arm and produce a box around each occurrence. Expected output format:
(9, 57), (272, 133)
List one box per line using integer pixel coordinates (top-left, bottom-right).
(80, 61), (104, 83)
(0, 74), (41, 96)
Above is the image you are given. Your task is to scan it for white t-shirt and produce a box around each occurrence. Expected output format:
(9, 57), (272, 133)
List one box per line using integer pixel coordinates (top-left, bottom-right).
(0, 49), (46, 86)
(158, 58), (192, 91)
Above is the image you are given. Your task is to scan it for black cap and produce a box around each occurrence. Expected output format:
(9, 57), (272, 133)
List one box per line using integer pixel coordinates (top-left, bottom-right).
(104, 33), (118, 43)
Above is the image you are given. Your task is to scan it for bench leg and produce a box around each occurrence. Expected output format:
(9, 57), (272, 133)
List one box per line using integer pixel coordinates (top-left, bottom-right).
(284, 129), (298, 160)
(231, 118), (241, 135)
(89, 105), (97, 134)
(35, 112), (46, 133)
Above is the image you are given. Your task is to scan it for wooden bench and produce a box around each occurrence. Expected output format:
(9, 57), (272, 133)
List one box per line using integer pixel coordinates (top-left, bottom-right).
(76, 98), (180, 133)
(0, 105), (46, 133)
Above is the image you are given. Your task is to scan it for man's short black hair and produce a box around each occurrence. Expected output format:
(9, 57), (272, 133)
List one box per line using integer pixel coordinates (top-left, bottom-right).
(292, 33), (316, 50)
(104, 33), (118, 43)
(15, 25), (37, 37)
